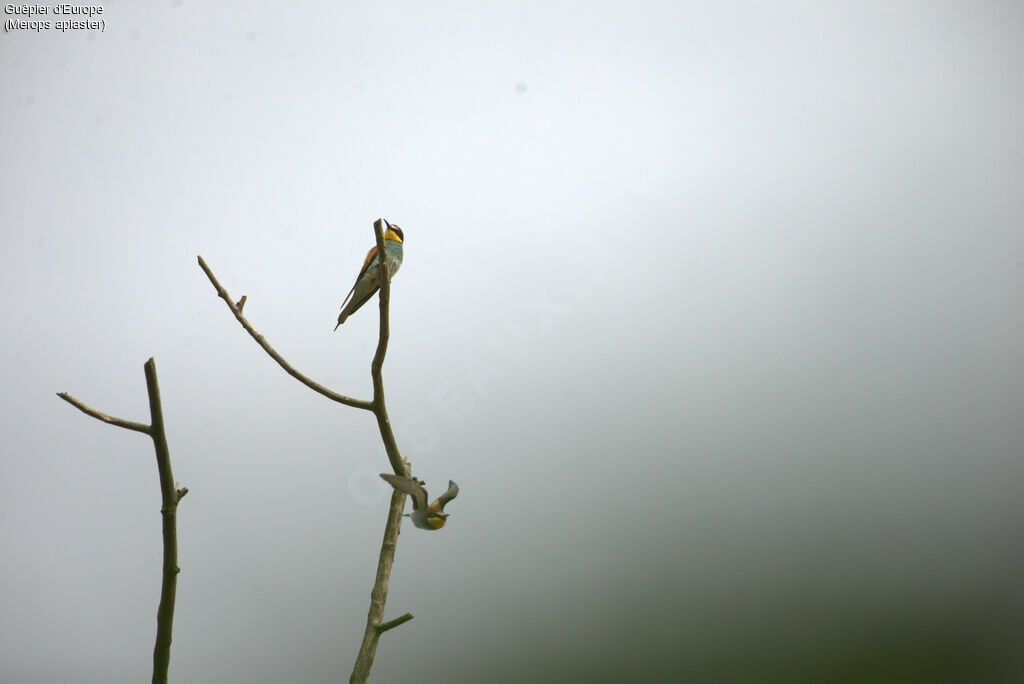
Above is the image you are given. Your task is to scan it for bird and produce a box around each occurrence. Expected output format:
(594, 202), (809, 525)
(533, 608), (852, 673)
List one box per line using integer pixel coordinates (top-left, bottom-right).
(334, 220), (404, 329)
(379, 474), (459, 530)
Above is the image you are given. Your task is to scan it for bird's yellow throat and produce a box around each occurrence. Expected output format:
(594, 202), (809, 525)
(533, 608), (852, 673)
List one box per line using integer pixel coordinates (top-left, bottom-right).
(384, 229), (402, 243)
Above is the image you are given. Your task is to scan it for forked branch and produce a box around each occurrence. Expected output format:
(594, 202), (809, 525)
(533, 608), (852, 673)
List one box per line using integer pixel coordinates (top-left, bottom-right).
(58, 357), (186, 684)
(198, 219), (413, 683)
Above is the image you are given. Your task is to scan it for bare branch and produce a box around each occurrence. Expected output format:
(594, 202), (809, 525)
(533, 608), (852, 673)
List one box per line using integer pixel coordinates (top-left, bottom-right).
(350, 219), (414, 683)
(368, 219), (408, 478)
(370, 217), (391, 388)
(197, 220), (413, 682)
(197, 255), (374, 411)
(144, 357), (184, 684)
(350, 488), (409, 683)
(376, 613), (414, 633)
(58, 358), (186, 684)
(57, 392), (151, 434)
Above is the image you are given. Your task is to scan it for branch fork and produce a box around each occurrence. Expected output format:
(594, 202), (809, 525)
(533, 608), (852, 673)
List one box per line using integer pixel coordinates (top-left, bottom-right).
(58, 357), (184, 684)
(198, 219), (414, 683)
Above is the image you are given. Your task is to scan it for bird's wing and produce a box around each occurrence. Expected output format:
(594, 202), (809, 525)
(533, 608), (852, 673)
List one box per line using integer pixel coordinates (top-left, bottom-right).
(335, 246), (383, 329)
(339, 245), (379, 311)
(433, 480), (460, 510)
(336, 282), (359, 323)
(335, 282), (380, 328)
(358, 244), (379, 273)
(379, 474), (428, 511)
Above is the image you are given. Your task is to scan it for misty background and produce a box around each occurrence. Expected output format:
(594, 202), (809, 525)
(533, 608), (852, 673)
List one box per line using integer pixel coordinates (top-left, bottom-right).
(2, 2), (1023, 681)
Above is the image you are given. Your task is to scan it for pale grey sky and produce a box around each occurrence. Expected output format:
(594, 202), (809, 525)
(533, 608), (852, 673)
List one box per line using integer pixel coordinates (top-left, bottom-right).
(2, 2), (1023, 681)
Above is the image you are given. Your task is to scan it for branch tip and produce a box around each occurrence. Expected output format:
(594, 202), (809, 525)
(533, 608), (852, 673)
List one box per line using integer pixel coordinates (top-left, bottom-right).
(376, 613), (414, 633)
(57, 391), (151, 434)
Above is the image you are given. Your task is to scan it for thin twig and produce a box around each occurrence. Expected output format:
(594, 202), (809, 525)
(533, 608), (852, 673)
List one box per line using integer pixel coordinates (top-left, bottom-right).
(197, 255), (374, 411)
(57, 392), (151, 434)
(376, 613), (414, 633)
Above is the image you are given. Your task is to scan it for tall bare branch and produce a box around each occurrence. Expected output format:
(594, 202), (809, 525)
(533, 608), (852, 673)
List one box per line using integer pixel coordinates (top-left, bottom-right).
(368, 218), (408, 478)
(58, 357), (187, 684)
(198, 219), (414, 683)
(349, 219), (414, 683)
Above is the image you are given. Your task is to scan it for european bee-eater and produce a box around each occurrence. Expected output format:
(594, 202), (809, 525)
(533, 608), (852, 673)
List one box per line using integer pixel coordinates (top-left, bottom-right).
(379, 474), (459, 530)
(334, 221), (404, 329)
